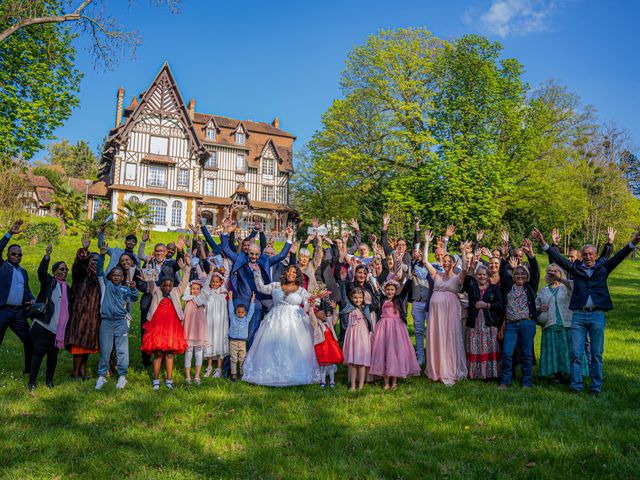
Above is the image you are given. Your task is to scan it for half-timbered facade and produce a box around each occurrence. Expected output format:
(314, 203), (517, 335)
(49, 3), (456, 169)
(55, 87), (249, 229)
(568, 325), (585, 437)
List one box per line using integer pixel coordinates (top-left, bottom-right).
(92, 62), (297, 234)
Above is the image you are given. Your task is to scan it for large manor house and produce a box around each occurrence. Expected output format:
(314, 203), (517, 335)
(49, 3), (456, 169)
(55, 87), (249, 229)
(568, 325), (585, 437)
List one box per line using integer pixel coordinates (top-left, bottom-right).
(87, 62), (297, 234)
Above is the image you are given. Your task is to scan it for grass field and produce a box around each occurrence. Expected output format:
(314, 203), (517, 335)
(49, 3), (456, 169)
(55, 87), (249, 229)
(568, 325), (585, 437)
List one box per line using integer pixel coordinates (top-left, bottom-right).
(1, 235), (639, 479)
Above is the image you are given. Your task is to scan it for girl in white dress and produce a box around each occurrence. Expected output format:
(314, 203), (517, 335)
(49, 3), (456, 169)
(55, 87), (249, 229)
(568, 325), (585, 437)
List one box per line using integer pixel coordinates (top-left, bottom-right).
(199, 267), (229, 378)
(242, 264), (321, 386)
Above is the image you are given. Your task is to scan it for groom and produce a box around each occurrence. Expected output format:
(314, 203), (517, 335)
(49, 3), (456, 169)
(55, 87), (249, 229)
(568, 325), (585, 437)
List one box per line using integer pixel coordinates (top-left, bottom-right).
(220, 218), (293, 349)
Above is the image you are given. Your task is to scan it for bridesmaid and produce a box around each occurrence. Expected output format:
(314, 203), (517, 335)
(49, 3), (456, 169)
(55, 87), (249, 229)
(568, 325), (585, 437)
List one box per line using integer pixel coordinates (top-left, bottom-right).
(423, 230), (470, 385)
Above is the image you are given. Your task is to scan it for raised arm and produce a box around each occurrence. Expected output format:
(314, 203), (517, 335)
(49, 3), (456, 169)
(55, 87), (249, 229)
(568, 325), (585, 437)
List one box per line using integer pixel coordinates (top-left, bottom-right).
(175, 257), (192, 296)
(199, 224), (221, 256)
(347, 219), (361, 255)
(269, 225), (293, 265)
(251, 265), (277, 295)
(605, 231), (639, 273)
(38, 244), (52, 286)
(522, 238), (540, 290)
(422, 230), (438, 278)
(381, 213), (392, 256)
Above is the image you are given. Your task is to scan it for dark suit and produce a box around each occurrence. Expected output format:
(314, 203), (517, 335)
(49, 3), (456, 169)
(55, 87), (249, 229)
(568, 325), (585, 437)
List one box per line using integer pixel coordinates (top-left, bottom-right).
(221, 233), (291, 348)
(463, 277), (504, 329)
(0, 233), (34, 373)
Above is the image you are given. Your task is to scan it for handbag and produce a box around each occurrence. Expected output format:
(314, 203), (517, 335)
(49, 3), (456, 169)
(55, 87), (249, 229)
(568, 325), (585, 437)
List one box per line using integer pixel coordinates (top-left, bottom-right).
(27, 300), (48, 321)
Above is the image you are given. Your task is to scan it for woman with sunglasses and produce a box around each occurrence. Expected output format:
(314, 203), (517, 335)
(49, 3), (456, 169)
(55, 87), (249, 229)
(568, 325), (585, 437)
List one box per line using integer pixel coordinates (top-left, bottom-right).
(28, 243), (73, 391)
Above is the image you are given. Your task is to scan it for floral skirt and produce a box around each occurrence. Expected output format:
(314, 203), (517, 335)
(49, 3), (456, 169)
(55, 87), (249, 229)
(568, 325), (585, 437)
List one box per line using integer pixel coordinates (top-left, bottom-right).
(464, 311), (501, 379)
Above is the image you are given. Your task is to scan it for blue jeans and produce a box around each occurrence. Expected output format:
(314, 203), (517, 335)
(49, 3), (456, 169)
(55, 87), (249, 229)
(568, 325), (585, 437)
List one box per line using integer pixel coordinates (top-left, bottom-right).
(98, 317), (129, 377)
(570, 310), (605, 392)
(501, 319), (536, 387)
(411, 302), (428, 364)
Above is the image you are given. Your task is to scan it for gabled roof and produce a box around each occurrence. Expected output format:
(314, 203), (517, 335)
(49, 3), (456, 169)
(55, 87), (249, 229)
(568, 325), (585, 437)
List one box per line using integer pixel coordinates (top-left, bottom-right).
(192, 113), (296, 139)
(108, 62), (209, 161)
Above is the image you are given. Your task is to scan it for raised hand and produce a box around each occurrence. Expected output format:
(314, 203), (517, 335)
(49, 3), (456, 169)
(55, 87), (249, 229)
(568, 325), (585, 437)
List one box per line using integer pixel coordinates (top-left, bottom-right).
(607, 227), (617, 243)
(414, 218), (420, 230)
(424, 229), (434, 243)
(501, 230), (509, 244)
(185, 237), (192, 249)
(45, 243), (53, 257)
(254, 219), (263, 231)
(341, 230), (350, 242)
(551, 228), (561, 246)
(142, 231), (150, 242)
(291, 240), (299, 253)
(370, 233), (377, 245)
(480, 246), (492, 258)
(177, 258), (185, 269)
(9, 220), (25, 235)
(311, 218), (320, 228)
(508, 257), (519, 270)
(82, 234), (90, 250)
(99, 243), (109, 256)
(476, 230), (484, 242)
(176, 235), (185, 251)
(382, 213), (391, 229)
(285, 224), (294, 240)
(188, 224), (198, 235)
(530, 228), (546, 245)
(522, 238), (534, 257)
(349, 218), (359, 231)
(268, 236), (275, 247)
(445, 224), (456, 239)
(631, 229), (640, 246)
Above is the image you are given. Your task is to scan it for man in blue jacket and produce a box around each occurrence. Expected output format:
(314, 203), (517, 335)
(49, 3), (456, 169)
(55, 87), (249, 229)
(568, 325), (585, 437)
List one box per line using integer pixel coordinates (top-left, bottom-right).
(220, 217), (293, 348)
(0, 220), (35, 374)
(532, 227), (640, 394)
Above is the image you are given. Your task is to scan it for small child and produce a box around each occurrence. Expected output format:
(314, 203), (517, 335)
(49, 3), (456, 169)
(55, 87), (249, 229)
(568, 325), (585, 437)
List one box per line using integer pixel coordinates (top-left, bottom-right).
(370, 280), (420, 390)
(227, 290), (255, 382)
(200, 268), (229, 378)
(141, 257), (191, 390)
(309, 298), (343, 388)
(95, 246), (139, 390)
(340, 284), (373, 392)
(182, 280), (208, 385)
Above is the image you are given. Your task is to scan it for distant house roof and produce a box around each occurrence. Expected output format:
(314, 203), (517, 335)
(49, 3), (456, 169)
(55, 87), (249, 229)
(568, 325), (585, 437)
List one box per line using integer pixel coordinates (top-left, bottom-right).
(27, 174), (54, 190)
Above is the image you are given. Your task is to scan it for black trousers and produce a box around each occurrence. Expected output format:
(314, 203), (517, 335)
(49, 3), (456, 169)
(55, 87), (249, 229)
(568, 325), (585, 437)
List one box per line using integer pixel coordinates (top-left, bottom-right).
(29, 321), (58, 386)
(0, 305), (33, 373)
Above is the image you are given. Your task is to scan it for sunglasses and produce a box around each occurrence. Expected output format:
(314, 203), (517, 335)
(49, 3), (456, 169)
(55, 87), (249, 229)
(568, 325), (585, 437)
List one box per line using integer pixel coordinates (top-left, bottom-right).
(9, 252), (22, 257)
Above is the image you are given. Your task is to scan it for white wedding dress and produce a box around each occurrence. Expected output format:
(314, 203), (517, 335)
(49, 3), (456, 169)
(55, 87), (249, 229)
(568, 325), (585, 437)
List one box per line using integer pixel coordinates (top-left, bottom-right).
(242, 274), (321, 387)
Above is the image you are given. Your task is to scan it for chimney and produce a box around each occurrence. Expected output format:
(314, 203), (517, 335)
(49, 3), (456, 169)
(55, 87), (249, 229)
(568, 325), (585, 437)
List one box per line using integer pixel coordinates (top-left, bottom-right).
(271, 117), (280, 128)
(188, 98), (195, 120)
(115, 86), (125, 127)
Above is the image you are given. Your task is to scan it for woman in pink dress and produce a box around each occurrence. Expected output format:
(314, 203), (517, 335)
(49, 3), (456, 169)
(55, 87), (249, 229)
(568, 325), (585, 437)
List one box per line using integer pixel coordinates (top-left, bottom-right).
(423, 230), (470, 385)
(369, 279), (421, 389)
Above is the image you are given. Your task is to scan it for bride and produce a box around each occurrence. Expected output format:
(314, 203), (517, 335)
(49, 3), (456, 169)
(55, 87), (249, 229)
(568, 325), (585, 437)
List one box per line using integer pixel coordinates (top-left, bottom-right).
(242, 263), (321, 386)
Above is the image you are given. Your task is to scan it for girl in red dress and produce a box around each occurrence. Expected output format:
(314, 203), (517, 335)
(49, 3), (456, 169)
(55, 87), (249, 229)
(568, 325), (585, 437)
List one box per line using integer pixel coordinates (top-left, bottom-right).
(141, 257), (190, 390)
(309, 297), (343, 388)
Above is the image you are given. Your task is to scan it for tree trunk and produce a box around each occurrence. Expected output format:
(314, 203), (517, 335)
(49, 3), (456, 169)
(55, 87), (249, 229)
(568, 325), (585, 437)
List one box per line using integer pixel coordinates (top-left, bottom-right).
(60, 216), (67, 236)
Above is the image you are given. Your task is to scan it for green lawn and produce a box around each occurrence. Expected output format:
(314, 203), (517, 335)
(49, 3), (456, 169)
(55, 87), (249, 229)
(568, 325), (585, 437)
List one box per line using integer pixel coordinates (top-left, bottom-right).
(1, 235), (639, 479)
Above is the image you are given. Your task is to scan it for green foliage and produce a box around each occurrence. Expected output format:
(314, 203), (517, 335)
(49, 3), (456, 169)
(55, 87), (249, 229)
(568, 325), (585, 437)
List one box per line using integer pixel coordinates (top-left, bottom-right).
(47, 182), (85, 236)
(32, 165), (65, 189)
(44, 138), (99, 179)
(116, 199), (153, 237)
(21, 216), (60, 244)
(295, 29), (640, 248)
(0, 1), (82, 164)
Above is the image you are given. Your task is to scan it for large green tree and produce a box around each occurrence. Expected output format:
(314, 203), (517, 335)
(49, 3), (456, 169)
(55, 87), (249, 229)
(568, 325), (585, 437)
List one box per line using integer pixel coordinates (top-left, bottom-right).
(44, 138), (99, 179)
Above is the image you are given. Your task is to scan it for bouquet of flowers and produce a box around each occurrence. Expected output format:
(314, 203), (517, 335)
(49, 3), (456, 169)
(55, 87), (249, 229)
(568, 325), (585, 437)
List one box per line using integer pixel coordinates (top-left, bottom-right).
(310, 282), (331, 305)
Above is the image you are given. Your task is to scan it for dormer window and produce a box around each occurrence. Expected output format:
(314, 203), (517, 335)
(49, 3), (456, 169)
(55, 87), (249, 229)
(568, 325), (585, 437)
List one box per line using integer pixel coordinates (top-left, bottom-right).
(206, 128), (216, 140)
(235, 126), (246, 145)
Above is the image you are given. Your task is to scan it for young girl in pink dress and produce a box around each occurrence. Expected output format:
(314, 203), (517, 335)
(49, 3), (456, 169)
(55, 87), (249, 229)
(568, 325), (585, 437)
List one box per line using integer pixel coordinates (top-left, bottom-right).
(423, 231), (470, 386)
(340, 283), (373, 392)
(369, 279), (420, 389)
(182, 280), (208, 385)
(141, 257), (190, 390)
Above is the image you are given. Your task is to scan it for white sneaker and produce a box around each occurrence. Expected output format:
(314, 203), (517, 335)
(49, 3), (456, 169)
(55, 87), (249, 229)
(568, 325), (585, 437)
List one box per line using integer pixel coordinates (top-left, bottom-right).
(204, 366), (213, 377)
(95, 376), (107, 390)
(213, 368), (222, 378)
(152, 380), (160, 391)
(115, 376), (127, 389)
(165, 379), (174, 390)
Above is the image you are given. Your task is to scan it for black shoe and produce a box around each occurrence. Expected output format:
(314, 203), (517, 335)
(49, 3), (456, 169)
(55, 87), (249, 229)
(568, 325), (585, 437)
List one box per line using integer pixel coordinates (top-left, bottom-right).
(46, 382), (54, 389)
(28, 383), (36, 392)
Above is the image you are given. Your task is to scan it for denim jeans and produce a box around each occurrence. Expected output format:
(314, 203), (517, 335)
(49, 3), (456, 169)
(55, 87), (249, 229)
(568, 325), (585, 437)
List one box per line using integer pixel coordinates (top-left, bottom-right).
(570, 310), (605, 392)
(411, 301), (428, 365)
(97, 317), (130, 377)
(500, 319), (536, 387)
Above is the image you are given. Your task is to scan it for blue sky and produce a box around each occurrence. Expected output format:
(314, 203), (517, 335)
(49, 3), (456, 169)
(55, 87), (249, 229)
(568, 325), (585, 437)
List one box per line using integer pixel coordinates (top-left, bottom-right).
(39, 0), (640, 161)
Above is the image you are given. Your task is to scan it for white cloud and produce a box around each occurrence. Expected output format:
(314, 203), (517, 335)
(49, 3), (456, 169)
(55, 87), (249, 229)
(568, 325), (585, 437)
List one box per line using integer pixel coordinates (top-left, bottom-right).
(464, 0), (558, 38)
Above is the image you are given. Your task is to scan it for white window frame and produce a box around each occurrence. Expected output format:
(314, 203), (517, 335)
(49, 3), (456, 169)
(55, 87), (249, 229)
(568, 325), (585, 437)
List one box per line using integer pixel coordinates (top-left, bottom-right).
(235, 154), (246, 172)
(278, 185), (288, 204)
(235, 131), (246, 145)
(147, 165), (167, 188)
(262, 157), (274, 176)
(149, 135), (169, 155)
(177, 168), (189, 187)
(262, 185), (274, 203)
(92, 198), (102, 219)
(204, 178), (215, 196)
(171, 200), (182, 227)
(206, 128), (216, 140)
(125, 162), (137, 181)
(146, 199), (167, 225)
(205, 151), (217, 169)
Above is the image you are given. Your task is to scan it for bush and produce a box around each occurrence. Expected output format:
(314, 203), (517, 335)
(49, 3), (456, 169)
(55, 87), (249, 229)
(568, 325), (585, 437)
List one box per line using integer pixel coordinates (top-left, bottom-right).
(22, 217), (61, 244)
(85, 208), (115, 238)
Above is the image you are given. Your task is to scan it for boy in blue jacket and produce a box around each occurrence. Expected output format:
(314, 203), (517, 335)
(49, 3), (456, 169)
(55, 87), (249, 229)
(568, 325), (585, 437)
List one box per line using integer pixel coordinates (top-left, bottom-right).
(95, 244), (139, 390)
(227, 290), (255, 382)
